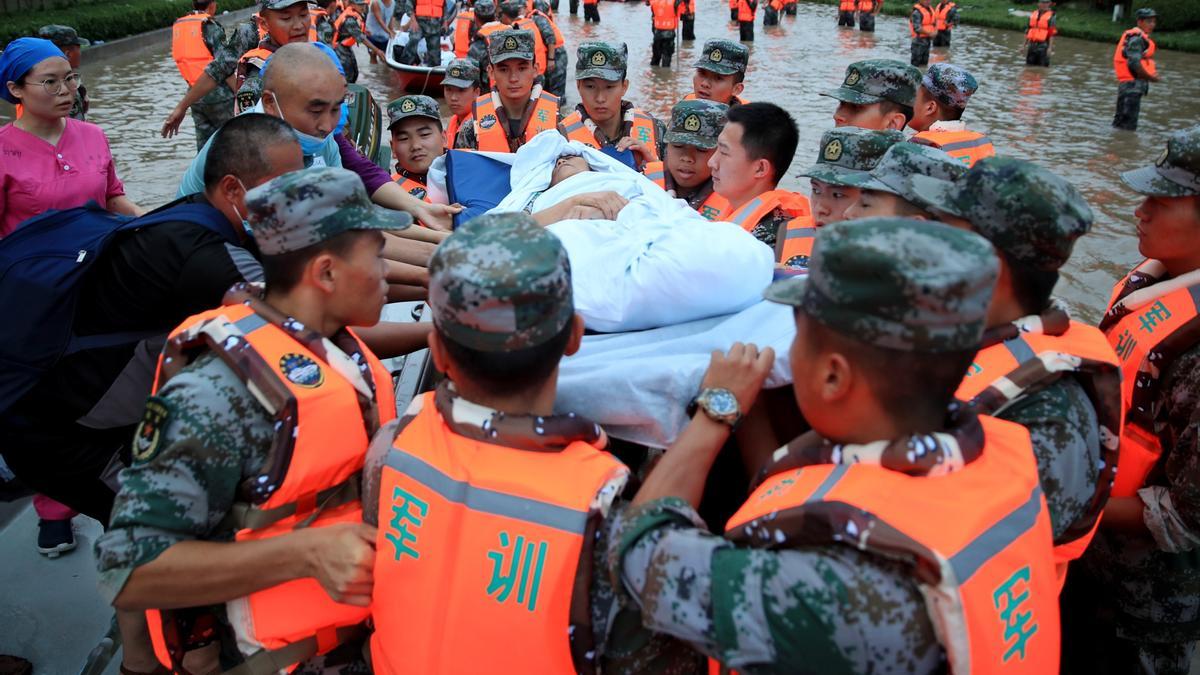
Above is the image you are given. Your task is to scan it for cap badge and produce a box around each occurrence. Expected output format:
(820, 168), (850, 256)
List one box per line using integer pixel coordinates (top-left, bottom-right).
(591, 50), (607, 66)
(450, 67), (462, 77)
(503, 35), (518, 50)
(1156, 147), (1170, 167)
(709, 48), (723, 62)
(845, 68), (861, 86)
(683, 114), (702, 132)
(823, 139), (843, 162)
(400, 99), (416, 113)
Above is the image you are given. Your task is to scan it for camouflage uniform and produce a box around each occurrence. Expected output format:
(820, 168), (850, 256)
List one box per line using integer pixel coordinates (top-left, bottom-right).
(158, 13), (239, 148)
(331, 1), (371, 83)
(358, 213), (703, 672)
(658, 99), (727, 214)
(466, 0), (499, 86)
(565, 43), (666, 155)
(842, 140), (965, 205)
(693, 39), (748, 90)
(609, 218), (1004, 673)
(202, 12), (268, 114)
(400, 0), (443, 66)
(799, 127), (906, 188)
(36, 25), (89, 122)
(94, 168), (411, 673)
(1113, 8), (1158, 131)
(820, 59), (920, 111)
(910, 157), (1110, 544)
(1025, 3), (1055, 67)
(314, 4), (336, 44)
(531, 0), (567, 98)
(910, 1), (934, 66)
(1064, 126), (1200, 675)
(454, 31), (564, 151)
(931, 0), (958, 47)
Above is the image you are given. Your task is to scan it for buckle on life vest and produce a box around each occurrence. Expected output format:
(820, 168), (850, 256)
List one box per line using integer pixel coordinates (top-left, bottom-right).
(223, 473), (363, 532)
(220, 624), (367, 675)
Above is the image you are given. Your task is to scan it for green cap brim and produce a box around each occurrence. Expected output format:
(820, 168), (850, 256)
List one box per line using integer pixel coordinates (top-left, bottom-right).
(908, 174), (967, 218)
(662, 131), (717, 149)
(696, 62), (740, 76)
(1121, 166), (1199, 197)
(763, 275), (808, 306)
(442, 76), (477, 89)
(262, 0), (309, 9)
(355, 204), (414, 231)
(819, 88), (883, 105)
(800, 164), (870, 187)
(492, 53), (532, 64)
(387, 112), (440, 130)
(575, 69), (624, 81)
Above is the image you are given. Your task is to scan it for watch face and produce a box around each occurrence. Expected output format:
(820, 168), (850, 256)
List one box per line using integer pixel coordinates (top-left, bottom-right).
(707, 389), (739, 416)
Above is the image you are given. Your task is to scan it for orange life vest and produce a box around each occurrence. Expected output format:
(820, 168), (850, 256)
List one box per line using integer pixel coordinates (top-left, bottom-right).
(737, 0), (754, 22)
(560, 108), (659, 158)
(776, 213), (816, 269)
(471, 90), (560, 152)
(145, 299), (396, 673)
(415, 0), (444, 20)
(172, 13), (215, 87)
(910, 3), (935, 37)
(531, 9), (565, 48)
(1101, 261), (1200, 497)
(644, 161), (731, 221)
(238, 46), (276, 84)
(956, 322), (1122, 585)
(933, 1), (955, 30)
(453, 10), (475, 57)
(652, 0), (679, 29)
(368, 391), (627, 674)
(513, 17), (548, 74)
(839, 0), (856, 10)
(725, 415), (1060, 674)
(856, 0), (877, 11)
(1026, 9), (1054, 43)
(724, 189), (811, 235)
(444, 112), (469, 148)
(1113, 27), (1158, 82)
(584, 0), (598, 7)
(332, 5), (365, 46)
(912, 128), (996, 167)
(391, 173), (431, 202)
(683, 92), (750, 107)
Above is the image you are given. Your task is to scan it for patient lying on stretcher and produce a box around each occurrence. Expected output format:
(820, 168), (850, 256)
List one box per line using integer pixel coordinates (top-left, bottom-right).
(528, 155), (630, 225)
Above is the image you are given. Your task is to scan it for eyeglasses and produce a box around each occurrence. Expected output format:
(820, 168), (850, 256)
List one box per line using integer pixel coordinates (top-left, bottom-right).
(30, 73), (83, 96)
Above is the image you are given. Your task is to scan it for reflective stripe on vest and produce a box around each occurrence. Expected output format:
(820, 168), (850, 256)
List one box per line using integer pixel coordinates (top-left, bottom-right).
(644, 161), (666, 186)
(726, 190), (810, 234)
(912, 129), (995, 167)
(416, 0), (444, 19)
(453, 12), (474, 57)
(1101, 261), (1200, 497)
(146, 300), (395, 671)
(473, 91), (560, 152)
(333, 7), (364, 46)
(1027, 9), (1053, 43)
(956, 323), (1122, 579)
(933, 1), (955, 30)
(777, 214), (816, 268)
(172, 13), (215, 87)
(644, 161), (730, 220)
(910, 4), (934, 37)
(514, 18), (548, 74)
(369, 392), (625, 674)
(1113, 27), (1158, 82)
(725, 416), (1060, 674)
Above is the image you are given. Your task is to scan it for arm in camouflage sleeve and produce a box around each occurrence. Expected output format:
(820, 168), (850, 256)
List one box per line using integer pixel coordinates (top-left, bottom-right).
(1139, 347), (1200, 553)
(532, 15), (557, 66)
(1124, 34), (1153, 80)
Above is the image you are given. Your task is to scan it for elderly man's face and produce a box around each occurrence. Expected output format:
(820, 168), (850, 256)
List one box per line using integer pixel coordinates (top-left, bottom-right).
(550, 155), (591, 186)
(263, 66), (346, 140)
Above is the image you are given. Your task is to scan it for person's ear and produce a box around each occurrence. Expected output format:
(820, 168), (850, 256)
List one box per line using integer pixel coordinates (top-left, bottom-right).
(885, 112), (906, 131)
(562, 313), (586, 357)
(753, 157), (771, 181)
(428, 329), (451, 376)
(309, 253), (338, 294)
(732, 81), (745, 97)
(6, 81), (22, 103)
(822, 352), (853, 403)
(620, 80), (630, 98)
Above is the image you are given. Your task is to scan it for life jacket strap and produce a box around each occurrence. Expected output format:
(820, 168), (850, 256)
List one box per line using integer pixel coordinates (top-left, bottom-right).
(220, 624), (367, 675)
(223, 473), (362, 532)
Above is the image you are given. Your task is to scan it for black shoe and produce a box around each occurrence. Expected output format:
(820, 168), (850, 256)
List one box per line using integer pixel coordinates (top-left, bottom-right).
(36, 519), (76, 558)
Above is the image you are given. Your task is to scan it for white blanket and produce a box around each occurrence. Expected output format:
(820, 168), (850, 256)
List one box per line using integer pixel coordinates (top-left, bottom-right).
(556, 300), (797, 448)
(491, 131), (775, 332)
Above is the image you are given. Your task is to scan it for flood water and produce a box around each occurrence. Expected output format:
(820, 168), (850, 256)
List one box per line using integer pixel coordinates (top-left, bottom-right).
(5, 0), (1199, 322)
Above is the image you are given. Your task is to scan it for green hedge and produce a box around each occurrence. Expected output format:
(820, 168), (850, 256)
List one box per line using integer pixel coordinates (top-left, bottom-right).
(1, 0), (256, 48)
(1134, 0), (1200, 31)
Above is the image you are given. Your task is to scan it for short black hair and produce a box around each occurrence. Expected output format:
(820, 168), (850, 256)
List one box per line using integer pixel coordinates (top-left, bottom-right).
(1004, 253), (1060, 315)
(879, 99), (915, 125)
(440, 319), (574, 396)
(726, 102), (799, 186)
(193, 0), (213, 9)
(803, 312), (975, 423)
(260, 229), (372, 293)
(203, 113), (298, 191)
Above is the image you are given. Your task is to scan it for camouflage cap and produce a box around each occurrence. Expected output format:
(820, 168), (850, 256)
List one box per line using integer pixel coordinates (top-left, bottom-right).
(488, 29), (535, 63)
(910, 157), (1094, 272)
(260, 0), (309, 10)
(694, 39), (748, 76)
(848, 142), (968, 208)
(37, 25), (88, 48)
(821, 59), (920, 107)
(1136, 8), (1157, 19)
(663, 99), (728, 150)
(576, 41), (628, 81)
(799, 127), (905, 186)
(764, 218), (998, 354)
(498, 0), (523, 16)
(429, 213), (573, 352)
(475, 0), (497, 16)
(533, 0), (551, 12)
(922, 63), (977, 110)
(1120, 124), (1200, 197)
(443, 58), (481, 89)
(386, 95), (441, 130)
(246, 167), (413, 255)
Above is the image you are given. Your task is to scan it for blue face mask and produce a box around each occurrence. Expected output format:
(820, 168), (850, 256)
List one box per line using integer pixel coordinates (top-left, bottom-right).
(233, 179), (253, 238)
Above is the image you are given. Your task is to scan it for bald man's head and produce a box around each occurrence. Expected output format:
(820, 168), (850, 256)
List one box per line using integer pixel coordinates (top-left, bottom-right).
(261, 43), (346, 140)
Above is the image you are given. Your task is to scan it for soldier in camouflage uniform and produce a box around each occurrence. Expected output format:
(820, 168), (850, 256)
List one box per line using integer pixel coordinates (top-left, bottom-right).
(167, 3), (239, 149)
(797, 127), (904, 226)
(467, 0), (501, 88)
(531, 0), (568, 98)
(689, 39), (749, 107)
(559, 42), (666, 163)
(610, 218), (1063, 672)
(907, 158), (1123, 564)
(1113, 8), (1161, 131)
(94, 167), (413, 675)
(363, 212), (704, 673)
(386, 94), (443, 199)
(313, 0), (338, 44)
(910, 0), (936, 66)
(822, 59), (920, 131)
(836, 140), (964, 220)
(401, 0), (445, 66)
(36, 25), (89, 122)
(1063, 126), (1200, 675)
(649, 99), (728, 217)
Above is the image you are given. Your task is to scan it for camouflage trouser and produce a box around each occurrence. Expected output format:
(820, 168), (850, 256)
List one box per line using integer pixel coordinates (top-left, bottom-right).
(1026, 41), (1050, 67)
(403, 18), (442, 66)
(650, 31), (675, 66)
(911, 37), (931, 66)
(837, 9), (855, 26)
(1113, 80), (1149, 130)
(190, 86), (236, 151)
(547, 50), (568, 98)
(681, 14), (695, 39)
(858, 11), (875, 31)
(763, 6), (779, 25)
(334, 44), (360, 83)
(933, 28), (951, 46)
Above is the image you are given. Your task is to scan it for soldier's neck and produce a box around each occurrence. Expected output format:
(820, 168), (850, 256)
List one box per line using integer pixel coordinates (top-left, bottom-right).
(453, 375), (558, 417)
(265, 288), (342, 338)
(1163, 254), (1200, 280)
(498, 92), (531, 118)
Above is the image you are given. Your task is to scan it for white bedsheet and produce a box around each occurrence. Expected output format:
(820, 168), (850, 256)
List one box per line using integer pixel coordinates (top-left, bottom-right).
(556, 300), (797, 448)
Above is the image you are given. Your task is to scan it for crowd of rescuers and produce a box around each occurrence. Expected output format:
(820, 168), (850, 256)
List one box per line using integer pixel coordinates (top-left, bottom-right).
(4, 0), (1200, 672)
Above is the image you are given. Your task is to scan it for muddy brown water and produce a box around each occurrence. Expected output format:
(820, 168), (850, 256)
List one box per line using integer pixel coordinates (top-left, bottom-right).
(4, 0), (1199, 322)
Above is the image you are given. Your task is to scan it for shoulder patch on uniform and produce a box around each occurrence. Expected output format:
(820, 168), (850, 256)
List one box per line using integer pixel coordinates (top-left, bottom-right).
(409, 186), (428, 200)
(279, 353), (325, 388)
(132, 397), (171, 464)
(480, 113), (498, 129)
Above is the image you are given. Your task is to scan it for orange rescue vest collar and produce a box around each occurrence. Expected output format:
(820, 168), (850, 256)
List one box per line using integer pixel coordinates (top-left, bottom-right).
(471, 89), (561, 153)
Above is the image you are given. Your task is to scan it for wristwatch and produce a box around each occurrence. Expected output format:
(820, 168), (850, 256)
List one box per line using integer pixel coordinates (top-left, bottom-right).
(687, 388), (742, 429)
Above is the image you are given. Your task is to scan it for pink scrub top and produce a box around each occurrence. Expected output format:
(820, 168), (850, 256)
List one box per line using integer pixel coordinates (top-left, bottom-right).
(0, 118), (126, 236)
